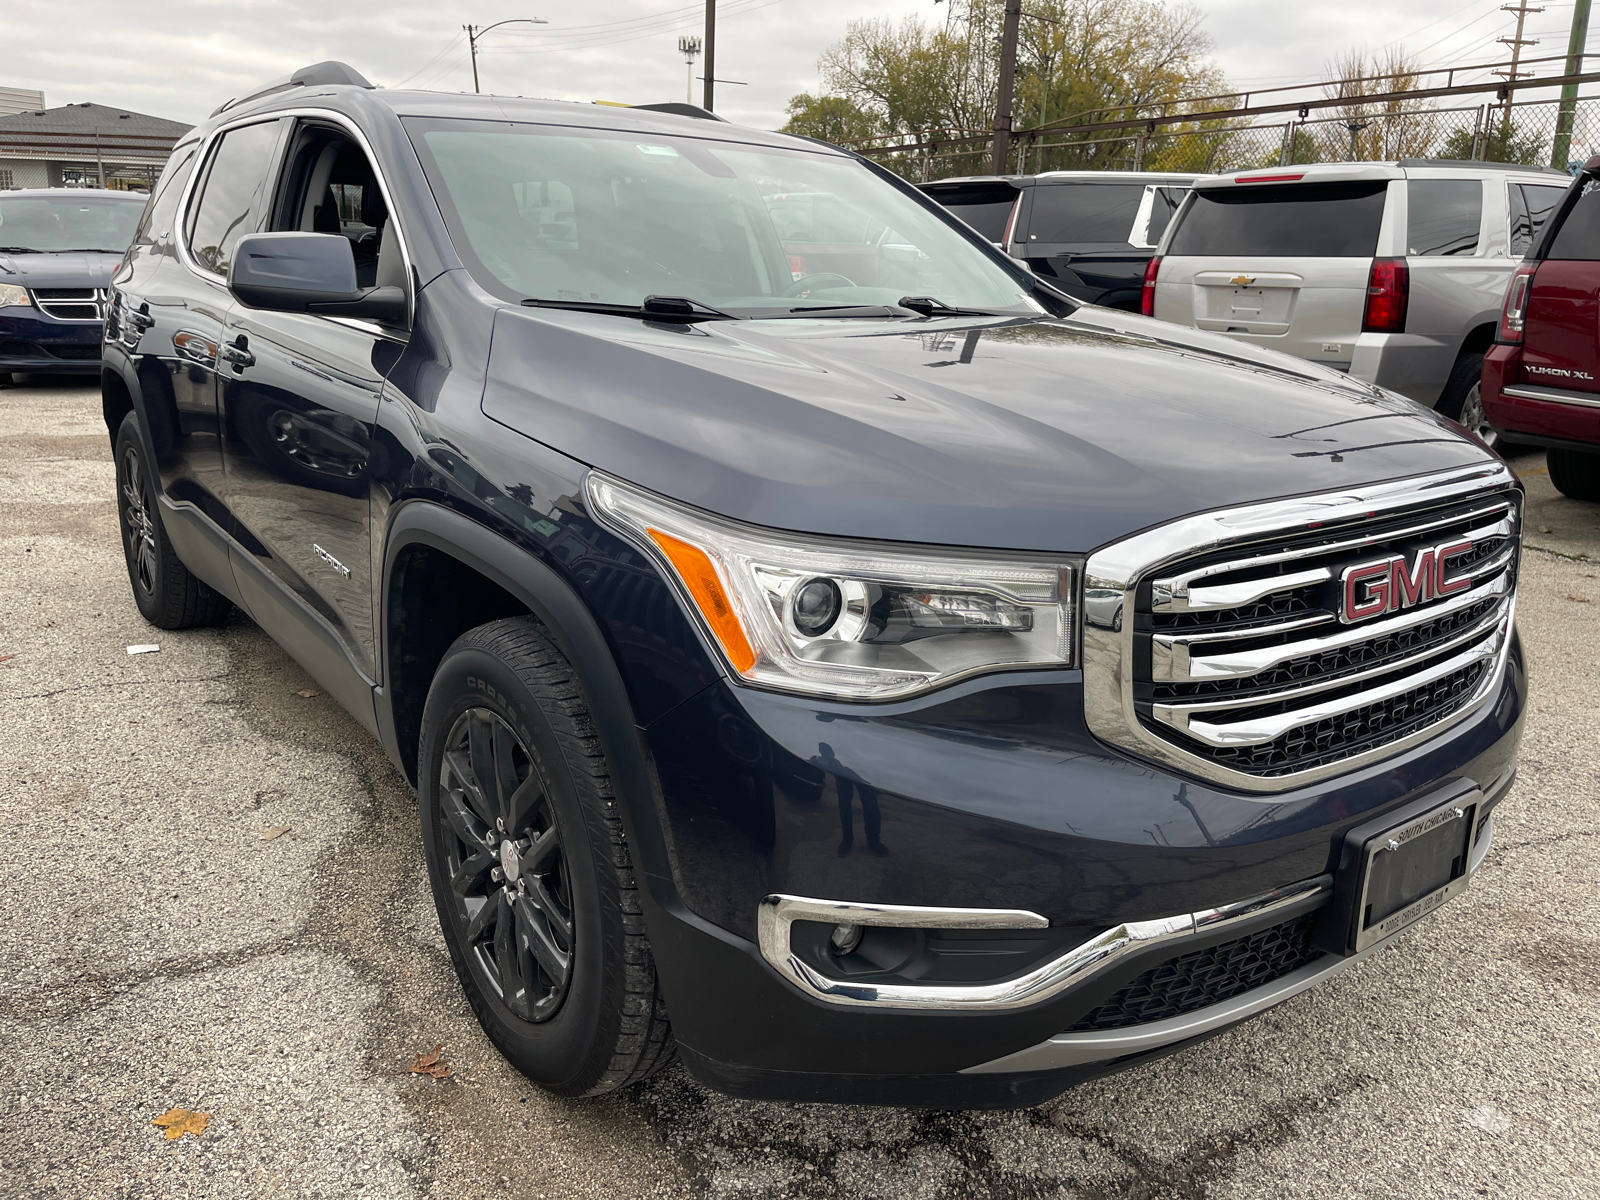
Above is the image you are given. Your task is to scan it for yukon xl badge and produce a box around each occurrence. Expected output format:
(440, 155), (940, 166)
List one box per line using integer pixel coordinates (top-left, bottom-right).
(1339, 539), (1475, 623)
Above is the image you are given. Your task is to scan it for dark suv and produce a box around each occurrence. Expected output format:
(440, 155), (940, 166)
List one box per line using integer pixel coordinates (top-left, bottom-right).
(921, 171), (1202, 309)
(106, 62), (1525, 1109)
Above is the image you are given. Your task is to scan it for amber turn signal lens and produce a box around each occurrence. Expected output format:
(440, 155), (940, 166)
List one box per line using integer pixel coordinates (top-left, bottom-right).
(647, 528), (757, 673)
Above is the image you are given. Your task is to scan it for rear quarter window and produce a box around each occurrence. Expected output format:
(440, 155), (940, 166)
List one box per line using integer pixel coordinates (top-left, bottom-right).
(1028, 184), (1146, 244)
(1510, 183), (1567, 257)
(924, 184), (1017, 242)
(1166, 181), (1388, 257)
(1543, 179), (1600, 260)
(1406, 179), (1482, 256)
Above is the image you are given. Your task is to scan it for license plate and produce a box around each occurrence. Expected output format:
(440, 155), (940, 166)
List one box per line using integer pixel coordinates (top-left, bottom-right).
(1352, 793), (1478, 952)
(1318, 783), (1483, 955)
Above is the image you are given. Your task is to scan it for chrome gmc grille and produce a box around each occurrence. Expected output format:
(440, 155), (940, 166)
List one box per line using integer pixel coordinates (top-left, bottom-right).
(31, 287), (106, 321)
(1082, 464), (1521, 792)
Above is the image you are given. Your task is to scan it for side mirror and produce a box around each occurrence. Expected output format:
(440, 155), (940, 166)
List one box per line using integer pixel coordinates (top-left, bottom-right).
(229, 232), (407, 325)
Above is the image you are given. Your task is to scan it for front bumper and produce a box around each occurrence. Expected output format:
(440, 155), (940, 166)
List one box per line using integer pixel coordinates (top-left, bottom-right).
(0, 309), (104, 374)
(640, 632), (1526, 1107)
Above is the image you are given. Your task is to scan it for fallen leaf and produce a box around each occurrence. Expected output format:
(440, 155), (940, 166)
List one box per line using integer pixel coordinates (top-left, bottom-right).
(389, 1044), (452, 1079)
(0, 655), (13, 664)
(126, 644), (160, 655)
(151, 1108), (209, 1140)
(257, 825), (291, 841)
(295, 688), (319, 699)
(40, 620), (56, 628)
(1566, 594), (1591, 603)
(1537, 525), (1551, 534)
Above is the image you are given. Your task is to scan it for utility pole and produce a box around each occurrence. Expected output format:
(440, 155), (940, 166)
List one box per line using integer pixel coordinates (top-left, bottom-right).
(703, 0), (717, 112)
(678, 35), (702, 106)
(991, 0), (1022, 174)
(464, 17), (548, 94)
(1493, 2), (1544, 156)
(1551, 0), (1593, 169)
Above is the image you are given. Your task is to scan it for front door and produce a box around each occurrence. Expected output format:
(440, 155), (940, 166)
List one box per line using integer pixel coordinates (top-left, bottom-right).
(215, 121), (407, 679)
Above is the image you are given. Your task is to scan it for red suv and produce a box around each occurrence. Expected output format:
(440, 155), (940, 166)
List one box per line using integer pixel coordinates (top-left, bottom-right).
(1483, 155), (1600, 500)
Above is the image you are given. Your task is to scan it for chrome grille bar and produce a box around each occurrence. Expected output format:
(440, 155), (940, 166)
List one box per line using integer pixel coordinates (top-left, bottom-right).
(1153, 566), (1511, 683)
(1150, 497), (1514, 612)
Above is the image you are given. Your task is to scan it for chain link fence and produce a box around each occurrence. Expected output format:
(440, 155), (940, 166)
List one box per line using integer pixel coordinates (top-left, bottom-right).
(863, 94), (1600, 182)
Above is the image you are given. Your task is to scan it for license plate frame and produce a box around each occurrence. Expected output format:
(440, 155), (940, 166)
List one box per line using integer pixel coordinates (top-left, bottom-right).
(1317, 782), (1483, 955)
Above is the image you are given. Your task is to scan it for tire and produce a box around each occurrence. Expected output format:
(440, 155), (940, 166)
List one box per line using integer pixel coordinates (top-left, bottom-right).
(418, 617), (674, 1096)
(1435, 352), (1499, 449)
(1547, 447), (1600, 502)
(114, 411), (233, 629)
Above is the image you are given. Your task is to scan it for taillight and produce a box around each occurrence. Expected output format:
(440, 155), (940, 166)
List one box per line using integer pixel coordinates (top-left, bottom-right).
(1361, 257), (1409, 333)
(1140, 255), (1161, 317)
(1497, 263), (1536, 344)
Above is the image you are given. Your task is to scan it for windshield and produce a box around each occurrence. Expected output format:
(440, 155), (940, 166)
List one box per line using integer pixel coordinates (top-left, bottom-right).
(406, 118), (1039, 316)
(0, 192), (147, 253)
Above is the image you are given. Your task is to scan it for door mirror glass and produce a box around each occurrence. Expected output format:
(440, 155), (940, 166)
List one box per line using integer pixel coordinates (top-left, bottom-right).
(230, 231), (406, 323)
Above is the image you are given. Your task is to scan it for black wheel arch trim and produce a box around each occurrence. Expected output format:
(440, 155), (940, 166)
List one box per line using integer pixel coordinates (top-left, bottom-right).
(378, 498), (698, 923)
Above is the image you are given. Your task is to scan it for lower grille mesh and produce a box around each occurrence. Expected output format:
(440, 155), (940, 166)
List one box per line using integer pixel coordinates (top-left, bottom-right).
(1066, 912), (1322, 1032)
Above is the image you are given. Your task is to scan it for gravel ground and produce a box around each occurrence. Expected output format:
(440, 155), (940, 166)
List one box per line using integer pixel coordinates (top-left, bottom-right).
(1, 377), (1595, 1200)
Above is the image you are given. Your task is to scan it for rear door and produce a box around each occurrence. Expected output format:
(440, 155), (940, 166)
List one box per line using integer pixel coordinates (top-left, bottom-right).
(1521, 178), (1600, 396)
(1156, 179), (1391, 368)
(1022, 182), (1151, 309)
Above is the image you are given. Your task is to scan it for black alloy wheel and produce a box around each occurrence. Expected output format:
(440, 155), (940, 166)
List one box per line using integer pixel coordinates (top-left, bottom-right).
(418, 617), (674, 1096)
(437, 707), (574, 1023)
(119, 441), (160, 602)
(113, 412), (233, 629)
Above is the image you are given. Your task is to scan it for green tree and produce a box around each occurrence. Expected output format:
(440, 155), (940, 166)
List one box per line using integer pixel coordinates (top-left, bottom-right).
(781, 93), (883, 147)
(1438, 120), (1545, 165)
(783, 0), (1225, 179)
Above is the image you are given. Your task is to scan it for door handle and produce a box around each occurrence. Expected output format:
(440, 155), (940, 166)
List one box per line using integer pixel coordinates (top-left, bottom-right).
(220, 341), (255, 370)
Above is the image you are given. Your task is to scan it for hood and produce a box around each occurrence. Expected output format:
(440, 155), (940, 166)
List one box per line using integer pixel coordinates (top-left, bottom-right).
(0, 251), (122, 290)
(481, 302), (1497, 554)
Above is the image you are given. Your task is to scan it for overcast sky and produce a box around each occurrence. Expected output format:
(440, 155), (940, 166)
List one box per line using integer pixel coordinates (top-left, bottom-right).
(2, 0), (1591, 130)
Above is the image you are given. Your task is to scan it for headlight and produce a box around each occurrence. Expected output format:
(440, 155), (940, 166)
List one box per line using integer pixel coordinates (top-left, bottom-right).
(586, 472), (1077, 701)
(0, 283), (30, 308)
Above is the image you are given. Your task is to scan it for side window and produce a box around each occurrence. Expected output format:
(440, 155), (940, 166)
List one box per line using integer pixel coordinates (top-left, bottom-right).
(185, 121), (282, 276)
(273, 128), (395, 290)
(1545, 178), (1600, 260)
(1029, 184), (1148, 244)
(1406, 179), (1482, 256)
(1512, 183), (1567, 256)
(133, 145), (197, 245)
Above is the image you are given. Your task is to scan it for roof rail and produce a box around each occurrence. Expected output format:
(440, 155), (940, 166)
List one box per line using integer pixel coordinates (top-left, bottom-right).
(210, 61), (374, 118)
(1397, 157), (1568, 176)
(630, 102), (727, 123)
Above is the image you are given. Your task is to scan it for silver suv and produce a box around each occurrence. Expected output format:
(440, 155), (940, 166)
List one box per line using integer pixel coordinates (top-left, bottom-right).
(1148, 160), (1570, 435)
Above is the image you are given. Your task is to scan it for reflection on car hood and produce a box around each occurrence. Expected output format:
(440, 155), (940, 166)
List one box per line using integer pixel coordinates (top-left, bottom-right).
(0, 251), (122, 289)
(481, 302), (1497, 553)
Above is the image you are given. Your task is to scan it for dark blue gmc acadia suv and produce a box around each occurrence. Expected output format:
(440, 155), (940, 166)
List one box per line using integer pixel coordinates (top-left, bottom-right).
(103, 63), (1525, 1108)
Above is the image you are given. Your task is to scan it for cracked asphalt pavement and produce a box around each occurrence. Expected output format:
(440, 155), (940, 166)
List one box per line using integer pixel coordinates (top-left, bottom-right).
(2, 377), (1596, 1199)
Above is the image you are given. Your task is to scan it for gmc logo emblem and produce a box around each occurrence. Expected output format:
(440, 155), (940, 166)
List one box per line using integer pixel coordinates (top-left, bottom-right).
(1339, 539), (1475, 623)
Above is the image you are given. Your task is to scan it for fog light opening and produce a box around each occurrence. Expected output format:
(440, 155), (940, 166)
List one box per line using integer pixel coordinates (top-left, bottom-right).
(829, 923), (863, 955)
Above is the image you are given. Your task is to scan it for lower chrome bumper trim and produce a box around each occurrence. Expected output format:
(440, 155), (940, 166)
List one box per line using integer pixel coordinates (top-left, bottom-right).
(960, 813), (1495, 1075)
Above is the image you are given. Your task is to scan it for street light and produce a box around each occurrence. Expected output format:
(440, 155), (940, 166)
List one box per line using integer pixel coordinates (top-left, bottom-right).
(678, 35), (702, 105)
(464, 18), (549, 94)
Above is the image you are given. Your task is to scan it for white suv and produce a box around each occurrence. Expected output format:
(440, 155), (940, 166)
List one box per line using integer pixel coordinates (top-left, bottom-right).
(1146, 160), (1570, 432)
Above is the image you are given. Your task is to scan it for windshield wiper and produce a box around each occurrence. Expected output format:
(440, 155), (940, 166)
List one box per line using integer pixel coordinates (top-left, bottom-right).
(520, 294), (738, 322)
(0, 246), (42, 254)
(897, 295), (1007, 318)
(770, 303), (919, 319)
(57, 247), (125, 253)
